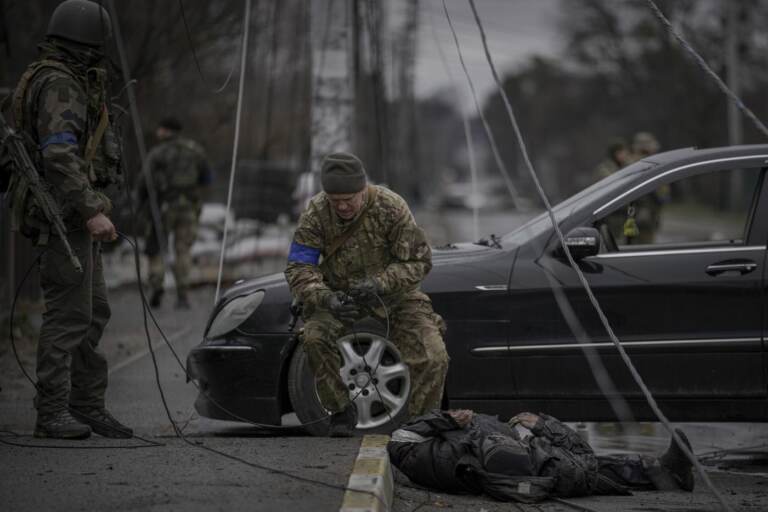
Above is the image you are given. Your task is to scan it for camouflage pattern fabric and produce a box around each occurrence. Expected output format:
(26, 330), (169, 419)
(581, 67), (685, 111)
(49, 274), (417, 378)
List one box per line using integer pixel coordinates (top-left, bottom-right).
(147, 199), (200, 296)
(139, 135), (209, 298)
(8, 39), (119, 417)
(286, 185), (449, 415)
(8, 40), (121, 232)
(35, 230), (110, 415)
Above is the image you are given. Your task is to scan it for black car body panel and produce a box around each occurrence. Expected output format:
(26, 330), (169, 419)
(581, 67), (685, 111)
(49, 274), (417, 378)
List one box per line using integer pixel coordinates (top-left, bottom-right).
(188, 145), (768, 423)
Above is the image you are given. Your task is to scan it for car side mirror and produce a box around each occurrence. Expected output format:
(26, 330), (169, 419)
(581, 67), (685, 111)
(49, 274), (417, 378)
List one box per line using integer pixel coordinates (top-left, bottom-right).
(557, 227), (600, 260)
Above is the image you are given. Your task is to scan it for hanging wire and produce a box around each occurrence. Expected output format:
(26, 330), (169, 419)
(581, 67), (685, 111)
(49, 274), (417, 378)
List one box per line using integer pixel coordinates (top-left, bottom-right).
(466, 1), (734, 510)
(178, 0), (239, 93)
(645, 0), (768, 140)
(441, 0), (635, 424)
(440, 0), (522, 209)
(215, 0), (253, 304)
(427, 11), (480, 240)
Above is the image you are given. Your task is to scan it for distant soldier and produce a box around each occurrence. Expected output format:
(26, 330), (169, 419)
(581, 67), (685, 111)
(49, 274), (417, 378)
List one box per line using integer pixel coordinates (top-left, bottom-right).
(625, 132), (666, 244)
(285, 152), (449, 437)
(593, 139), (630, 182)
(138, 117), (211, 309)
(5, 0), (131, 439)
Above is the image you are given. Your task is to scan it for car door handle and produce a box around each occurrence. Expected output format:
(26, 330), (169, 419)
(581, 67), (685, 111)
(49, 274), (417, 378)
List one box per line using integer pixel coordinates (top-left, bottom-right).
(706, 261), (757, 276)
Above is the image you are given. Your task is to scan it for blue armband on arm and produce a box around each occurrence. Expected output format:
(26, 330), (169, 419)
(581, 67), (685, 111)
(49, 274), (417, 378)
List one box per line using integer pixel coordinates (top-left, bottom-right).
(288, 241), (321, 265)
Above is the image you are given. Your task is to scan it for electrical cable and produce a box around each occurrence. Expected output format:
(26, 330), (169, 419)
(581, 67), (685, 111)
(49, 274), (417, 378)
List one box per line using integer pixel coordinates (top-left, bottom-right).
(4, 247), (163, 450)
(466, 1), (733, 510)
(645, 0), (768, 140)
(177, 0), (239, 94)
(440, 0), (523, 210)
(113, 230), (386, 507)
(214, 0), (252, 305)
(442, 0), (634, 426)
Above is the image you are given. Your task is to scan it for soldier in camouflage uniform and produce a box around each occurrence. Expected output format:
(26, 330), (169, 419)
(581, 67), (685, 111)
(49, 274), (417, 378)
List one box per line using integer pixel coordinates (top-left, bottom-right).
(5, 0), (131, 439)
(137, 117), (211, 309)
(285, 152), (449, 437)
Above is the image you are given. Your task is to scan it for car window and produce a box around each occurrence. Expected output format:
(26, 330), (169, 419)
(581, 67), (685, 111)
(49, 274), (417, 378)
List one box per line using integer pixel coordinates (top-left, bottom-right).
(596, 167), (762, 250)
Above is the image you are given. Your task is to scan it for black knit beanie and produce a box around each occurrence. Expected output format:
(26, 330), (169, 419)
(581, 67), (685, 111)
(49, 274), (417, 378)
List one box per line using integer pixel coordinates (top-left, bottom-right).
(320, 152), (367, 194)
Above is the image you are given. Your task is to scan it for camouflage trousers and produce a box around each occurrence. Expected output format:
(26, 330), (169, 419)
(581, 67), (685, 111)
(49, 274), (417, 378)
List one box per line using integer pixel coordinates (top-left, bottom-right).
(35, 229), (110, 415)
(302, 299), (449, 416)
(147, 203), (199, 298)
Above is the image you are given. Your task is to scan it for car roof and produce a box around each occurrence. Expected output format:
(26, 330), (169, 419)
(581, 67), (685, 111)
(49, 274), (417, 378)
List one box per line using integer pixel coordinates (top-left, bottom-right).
(639, 144), (768, 172)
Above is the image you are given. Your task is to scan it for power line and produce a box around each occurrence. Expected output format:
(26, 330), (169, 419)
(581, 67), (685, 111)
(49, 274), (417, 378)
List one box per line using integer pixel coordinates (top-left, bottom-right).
(645, 0), (768, 140)
(466, 1), (733, 510)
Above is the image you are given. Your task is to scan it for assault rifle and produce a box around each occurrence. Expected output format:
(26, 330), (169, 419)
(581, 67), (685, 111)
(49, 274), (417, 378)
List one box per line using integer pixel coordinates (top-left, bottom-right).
(0, 111), (83, 272)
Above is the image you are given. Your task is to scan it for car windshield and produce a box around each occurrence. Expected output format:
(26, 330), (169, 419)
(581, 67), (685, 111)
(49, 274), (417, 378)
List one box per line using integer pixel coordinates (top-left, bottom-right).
(501, 161), (655, 246)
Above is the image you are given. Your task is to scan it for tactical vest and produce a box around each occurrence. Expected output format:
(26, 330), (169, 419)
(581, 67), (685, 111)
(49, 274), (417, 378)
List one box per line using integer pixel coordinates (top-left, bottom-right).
(6, 58), (122, 237)
(153, 137), (204, 203)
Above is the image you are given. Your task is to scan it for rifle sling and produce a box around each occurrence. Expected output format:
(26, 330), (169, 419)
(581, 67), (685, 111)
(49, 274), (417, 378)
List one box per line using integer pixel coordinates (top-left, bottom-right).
(323, 185), (378, 262)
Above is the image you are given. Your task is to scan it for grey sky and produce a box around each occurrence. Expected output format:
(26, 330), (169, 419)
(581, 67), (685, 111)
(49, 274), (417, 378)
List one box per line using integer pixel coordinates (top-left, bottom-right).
(414, 0), (563, 111)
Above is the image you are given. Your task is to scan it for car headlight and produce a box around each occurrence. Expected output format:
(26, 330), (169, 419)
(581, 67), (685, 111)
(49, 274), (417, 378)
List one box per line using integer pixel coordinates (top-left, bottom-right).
(207, 291), (265, 339)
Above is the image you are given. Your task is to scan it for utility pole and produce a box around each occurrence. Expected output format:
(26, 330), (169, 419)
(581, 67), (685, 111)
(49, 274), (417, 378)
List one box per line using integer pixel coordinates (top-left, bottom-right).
(308, 0), (355, 196)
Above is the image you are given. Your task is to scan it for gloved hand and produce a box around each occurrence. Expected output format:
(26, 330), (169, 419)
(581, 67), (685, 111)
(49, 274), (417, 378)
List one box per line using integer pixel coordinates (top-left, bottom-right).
(348, 277), (380, 303)
(322, 291), (361, 323)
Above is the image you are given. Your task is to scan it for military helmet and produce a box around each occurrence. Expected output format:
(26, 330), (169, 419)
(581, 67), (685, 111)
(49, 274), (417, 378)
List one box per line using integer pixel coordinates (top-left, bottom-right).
(47, 0), (113, 47)
(632, 131), (660, 156)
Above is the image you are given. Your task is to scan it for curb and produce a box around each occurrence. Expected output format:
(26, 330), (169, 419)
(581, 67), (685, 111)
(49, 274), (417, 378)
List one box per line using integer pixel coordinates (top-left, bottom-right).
(340, 434), (393, 512)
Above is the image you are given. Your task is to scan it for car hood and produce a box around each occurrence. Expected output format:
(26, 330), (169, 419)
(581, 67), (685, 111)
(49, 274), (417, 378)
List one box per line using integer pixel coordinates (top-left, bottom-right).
(219, 242), (505, 302)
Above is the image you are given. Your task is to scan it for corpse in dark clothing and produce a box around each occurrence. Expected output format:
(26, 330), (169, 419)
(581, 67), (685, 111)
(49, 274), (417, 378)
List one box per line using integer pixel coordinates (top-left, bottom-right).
(387, 410), (694, 503)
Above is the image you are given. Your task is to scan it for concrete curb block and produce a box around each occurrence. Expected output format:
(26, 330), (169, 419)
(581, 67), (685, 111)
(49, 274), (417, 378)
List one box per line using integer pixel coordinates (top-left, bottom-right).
(340, 435), (393, 512)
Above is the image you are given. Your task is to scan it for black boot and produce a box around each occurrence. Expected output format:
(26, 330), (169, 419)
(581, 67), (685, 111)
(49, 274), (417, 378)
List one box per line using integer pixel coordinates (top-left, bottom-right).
(70, 406), (133, 439)
(660, 428), (695, 491)
(328, 403), (358, 438)
(150, 289), (164, 308)
(34, 410), (91, 439)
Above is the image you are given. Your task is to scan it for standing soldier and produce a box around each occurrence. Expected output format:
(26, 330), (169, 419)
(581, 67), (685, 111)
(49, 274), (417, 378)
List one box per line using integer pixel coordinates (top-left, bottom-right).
(5, 0), (130, 439)
(138, 117), (211, 309)
(593, 139), (630, 183)
(285, 152), (449, 437)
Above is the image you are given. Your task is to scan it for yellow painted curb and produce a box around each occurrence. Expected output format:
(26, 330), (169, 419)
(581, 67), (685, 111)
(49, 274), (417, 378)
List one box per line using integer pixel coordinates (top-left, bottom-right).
(340, 435), (393, 512)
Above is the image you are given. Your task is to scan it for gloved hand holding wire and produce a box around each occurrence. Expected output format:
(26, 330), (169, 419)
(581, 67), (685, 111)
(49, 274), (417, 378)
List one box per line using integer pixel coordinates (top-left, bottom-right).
(347, 277), (381, 304)
(322, 291), (361, 323)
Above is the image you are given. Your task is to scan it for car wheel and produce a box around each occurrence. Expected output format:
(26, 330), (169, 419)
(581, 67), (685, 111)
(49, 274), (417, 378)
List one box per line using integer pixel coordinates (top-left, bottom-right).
(287, 330), (411, 436)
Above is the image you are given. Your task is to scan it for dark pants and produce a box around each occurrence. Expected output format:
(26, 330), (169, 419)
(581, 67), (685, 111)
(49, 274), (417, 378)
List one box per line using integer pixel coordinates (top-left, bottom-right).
(597, 454), (656, 491)
(35, 229), (111, 415)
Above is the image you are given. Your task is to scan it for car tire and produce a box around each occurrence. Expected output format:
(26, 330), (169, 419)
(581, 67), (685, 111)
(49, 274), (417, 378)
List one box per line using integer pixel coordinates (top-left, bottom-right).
(287, 328), (412, 437)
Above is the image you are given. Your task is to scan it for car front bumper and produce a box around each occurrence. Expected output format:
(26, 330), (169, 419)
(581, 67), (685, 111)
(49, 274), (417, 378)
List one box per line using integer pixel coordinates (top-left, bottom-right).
(186, 333), (296, 425)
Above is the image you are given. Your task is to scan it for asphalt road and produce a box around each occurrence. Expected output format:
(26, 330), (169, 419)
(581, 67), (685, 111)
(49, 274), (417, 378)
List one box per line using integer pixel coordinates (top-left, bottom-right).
(2, 268), (768, 512)
(0, 286), (360, 512)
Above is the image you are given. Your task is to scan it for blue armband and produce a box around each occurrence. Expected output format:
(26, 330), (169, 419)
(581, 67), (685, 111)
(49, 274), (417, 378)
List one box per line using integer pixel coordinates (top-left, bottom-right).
(39, 131), (77, 150)
(288, 241), (321, 265)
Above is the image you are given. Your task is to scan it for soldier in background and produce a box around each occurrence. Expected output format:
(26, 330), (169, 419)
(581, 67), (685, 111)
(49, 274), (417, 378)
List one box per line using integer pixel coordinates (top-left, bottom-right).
(138, 117), (211, 309)
(593, 139), (630, 182)
(626, 132), (666, 244)
(285, 152), (449, 437)
(5, 0), (131, 439)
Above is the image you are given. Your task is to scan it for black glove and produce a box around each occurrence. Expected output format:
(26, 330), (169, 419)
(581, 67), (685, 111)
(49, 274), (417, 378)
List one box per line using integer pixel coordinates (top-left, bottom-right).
(348, 277), (380, 303)
(323, 291), (361, 323)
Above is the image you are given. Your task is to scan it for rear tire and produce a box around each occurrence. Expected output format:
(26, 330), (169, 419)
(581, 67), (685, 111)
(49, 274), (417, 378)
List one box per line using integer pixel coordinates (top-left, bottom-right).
(287, 330), (411, 437)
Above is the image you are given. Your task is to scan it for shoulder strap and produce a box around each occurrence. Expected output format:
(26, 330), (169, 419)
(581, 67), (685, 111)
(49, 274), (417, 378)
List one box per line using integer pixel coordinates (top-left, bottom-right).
(324, 185), (379, 261)
(12, 59), (77, 132)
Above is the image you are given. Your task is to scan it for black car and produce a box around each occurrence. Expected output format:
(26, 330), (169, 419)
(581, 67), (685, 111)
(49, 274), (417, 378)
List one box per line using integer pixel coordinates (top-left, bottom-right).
(187, 145), (768, 434)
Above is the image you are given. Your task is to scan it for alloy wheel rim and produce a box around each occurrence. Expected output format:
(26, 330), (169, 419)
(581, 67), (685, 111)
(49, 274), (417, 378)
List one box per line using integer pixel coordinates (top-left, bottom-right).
(335, 333), (411, 430)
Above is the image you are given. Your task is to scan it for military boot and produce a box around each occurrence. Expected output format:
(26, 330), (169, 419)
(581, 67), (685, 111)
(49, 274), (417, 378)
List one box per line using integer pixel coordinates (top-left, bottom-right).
(328, 403), (358, 438)
(660, 428), (695, 491)
(70, 406), (133, 438)
(150, 288), (164, 308)
(175, 292), (190, 310)
(34, 410), (91, 439)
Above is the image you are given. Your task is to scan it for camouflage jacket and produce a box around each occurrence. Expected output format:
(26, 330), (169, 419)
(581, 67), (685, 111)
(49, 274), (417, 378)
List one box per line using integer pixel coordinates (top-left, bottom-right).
(285, 185), (432, 309)
(8, 39), (121, 230)
(139, 135), (211, 208)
